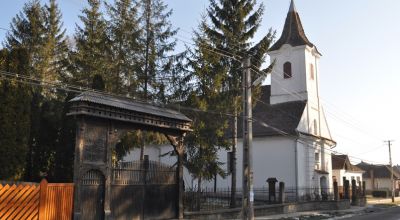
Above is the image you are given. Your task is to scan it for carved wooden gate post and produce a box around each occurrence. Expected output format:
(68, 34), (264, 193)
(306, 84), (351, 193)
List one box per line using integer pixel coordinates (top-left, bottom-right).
(73, 117), (85, 220)
(104, 123), (119, 220)
(166, 134), (185, 220)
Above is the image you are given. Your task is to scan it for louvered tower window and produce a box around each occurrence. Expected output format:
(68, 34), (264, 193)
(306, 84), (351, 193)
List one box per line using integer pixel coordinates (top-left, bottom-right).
(283, 62), (292, 78)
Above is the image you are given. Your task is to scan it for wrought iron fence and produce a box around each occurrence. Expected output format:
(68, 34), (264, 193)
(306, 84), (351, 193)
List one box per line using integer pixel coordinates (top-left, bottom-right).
(184, 187), (335, 212)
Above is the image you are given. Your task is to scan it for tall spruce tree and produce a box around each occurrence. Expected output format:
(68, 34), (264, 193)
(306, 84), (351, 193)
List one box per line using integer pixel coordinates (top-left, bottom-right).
(5, 0), (70, 181)
(181, 21), (232, 200)
(204, 0), (275, 203)
(135, 0), (179, 160)
(106, 0), (141, 94)
(0, 48), (32, 180)
(5, 0), (46, 79)
(72, 0), (110, 88)
(42, 0), (69, 83)
(179, 0), (275, 204)
(137, 0), (178, 101)
(5, 0), (47, 181)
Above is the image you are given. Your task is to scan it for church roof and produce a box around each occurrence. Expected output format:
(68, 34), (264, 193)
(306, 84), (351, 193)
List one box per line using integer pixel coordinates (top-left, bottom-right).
(232, 85), (306, 138)
(269, 0), (318, 52)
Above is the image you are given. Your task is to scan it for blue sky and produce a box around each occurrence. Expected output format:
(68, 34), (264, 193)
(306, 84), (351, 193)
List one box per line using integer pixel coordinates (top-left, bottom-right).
(1, 0), (399, 165)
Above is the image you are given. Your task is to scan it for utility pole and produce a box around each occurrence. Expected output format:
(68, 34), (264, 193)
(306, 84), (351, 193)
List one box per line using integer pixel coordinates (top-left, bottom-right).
(385, 140), (395, 203)
(242, 57), (254, 220)
(230, 109), (237, 208)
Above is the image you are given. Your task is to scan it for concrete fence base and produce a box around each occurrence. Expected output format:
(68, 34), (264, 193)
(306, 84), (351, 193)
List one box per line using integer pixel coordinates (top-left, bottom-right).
(184, 200), (351, 220)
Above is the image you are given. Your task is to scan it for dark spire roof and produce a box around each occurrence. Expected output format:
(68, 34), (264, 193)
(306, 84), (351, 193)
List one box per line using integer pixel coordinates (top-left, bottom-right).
(270, 0), (317, 52)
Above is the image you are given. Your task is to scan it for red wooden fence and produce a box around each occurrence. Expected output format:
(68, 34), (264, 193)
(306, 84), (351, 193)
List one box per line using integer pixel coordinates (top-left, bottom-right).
(0, 179), (73, 220)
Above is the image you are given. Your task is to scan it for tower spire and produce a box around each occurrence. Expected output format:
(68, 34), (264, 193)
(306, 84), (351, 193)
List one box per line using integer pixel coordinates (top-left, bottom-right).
(289, 0), (296, 12)
(270, 0), (319, 54)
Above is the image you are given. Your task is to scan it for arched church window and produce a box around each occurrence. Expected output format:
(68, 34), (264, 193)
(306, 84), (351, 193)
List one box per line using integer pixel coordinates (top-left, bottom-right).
(310, 63), (314, 80)
(283, 62), (292, 79)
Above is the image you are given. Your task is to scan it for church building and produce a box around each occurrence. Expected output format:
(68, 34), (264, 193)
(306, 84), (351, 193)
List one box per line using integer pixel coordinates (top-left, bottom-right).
(124, 0), (336, 196)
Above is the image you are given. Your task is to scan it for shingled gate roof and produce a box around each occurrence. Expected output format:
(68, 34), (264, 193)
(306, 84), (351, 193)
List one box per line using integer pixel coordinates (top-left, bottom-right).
(69, 92), (192, 122)
(269, 0), (319, 53)
(232, 85), (306, 138)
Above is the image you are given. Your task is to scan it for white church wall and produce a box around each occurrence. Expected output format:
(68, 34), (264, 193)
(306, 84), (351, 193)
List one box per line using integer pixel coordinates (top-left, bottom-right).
(200, 136), (297, 189)
(125, 136), (298, 189)
(296, 141), (308, 188)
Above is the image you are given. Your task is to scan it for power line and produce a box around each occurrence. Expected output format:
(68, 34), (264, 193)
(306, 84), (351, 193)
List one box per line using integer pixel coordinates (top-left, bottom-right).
(0, 66), (389, 165)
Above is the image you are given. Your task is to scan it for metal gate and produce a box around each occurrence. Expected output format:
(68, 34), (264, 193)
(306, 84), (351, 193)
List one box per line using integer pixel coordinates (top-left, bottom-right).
(111, 160), (178, 220)
(81, 170), (105, 220)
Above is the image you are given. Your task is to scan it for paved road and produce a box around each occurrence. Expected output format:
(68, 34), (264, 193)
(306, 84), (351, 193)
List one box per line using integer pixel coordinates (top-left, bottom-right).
(343, 206), (400, 220)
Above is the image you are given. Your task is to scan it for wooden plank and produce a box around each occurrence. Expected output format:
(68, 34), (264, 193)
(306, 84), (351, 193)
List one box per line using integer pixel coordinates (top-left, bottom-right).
(38, 179), (48, 220)
(18, 197), (39, 220)
(0, 184), (22, 212)
(14, 187), (40, 220)
(0, 184), (11, 203)
(43, 184), (74, 220)
(0, 184), (33, 219)
(0, 181), (73, 220)
(6, 185), (40, 220)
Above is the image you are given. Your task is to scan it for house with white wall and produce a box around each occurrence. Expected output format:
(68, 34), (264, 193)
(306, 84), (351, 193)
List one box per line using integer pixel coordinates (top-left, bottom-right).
(357, 162), (400, 195)
(332, 154), (364, 185)
(331, 154), (364, 198)
(124, 0), (336, 197)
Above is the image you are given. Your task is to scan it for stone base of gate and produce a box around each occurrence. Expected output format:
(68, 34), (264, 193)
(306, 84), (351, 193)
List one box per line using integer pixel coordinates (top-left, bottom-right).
(183, 200), (351, 220)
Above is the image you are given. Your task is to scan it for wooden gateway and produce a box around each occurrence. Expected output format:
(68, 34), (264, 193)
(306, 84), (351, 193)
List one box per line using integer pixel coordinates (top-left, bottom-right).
(68, 92), (192, 220)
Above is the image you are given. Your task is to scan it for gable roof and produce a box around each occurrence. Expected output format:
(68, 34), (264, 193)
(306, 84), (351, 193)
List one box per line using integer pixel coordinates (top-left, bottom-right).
(269, 0), (319, 53)
(233, 85), (306, 138)
(356, 162), (400, 179)
(331, 154), (364, 172)
(70, 92), (192, 122)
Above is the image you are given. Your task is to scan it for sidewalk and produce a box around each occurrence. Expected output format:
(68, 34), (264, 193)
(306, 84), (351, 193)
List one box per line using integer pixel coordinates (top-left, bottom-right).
(255, 197), (400, 220)
(255, 206), (366, 220)
(366, 196), (400, 205)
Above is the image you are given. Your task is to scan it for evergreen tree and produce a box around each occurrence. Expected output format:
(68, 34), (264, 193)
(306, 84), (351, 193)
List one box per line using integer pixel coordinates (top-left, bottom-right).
(5, 0), (70, 181)
(52, 92), (76, 182)
(134, 0), (179, 160)
(203, 0), (275, 200)
(0, 48), (32, 180)
(137, 0), (178, 101)
(5, 0), (47, 181)
(42, 0), (69, 83)
(106, 0), (141, 94)
(5, 0), (46, 79)
(181, 21), (231, 198)
(72, 0), (110, 88)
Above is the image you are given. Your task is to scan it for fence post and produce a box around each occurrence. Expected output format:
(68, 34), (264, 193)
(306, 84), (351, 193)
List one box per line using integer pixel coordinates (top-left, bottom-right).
(267, 178), (278, 203)
(351, 179), (357, 205)
(38, 179), (48, 220)
(344, 180), (350, 200)
(362, 181), (366, 197)
(333, 181), (339, 201)
(278, 182), (285, 204)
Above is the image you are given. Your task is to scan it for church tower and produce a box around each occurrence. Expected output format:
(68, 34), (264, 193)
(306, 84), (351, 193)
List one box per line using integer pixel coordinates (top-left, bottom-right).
(268, 0), (321, 108)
